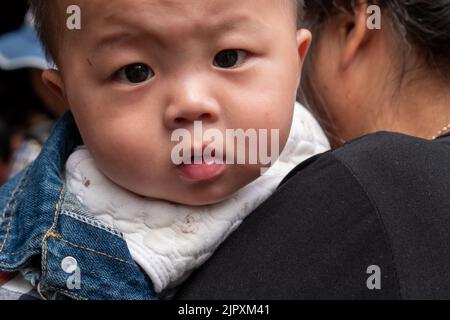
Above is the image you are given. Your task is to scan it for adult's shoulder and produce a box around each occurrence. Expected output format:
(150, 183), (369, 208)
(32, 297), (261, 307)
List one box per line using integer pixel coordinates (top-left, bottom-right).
(282, 131), (450, 299)
(283, 130), (450, 200)
(331, 131), (450, 178)
(287, 131), (450, 181)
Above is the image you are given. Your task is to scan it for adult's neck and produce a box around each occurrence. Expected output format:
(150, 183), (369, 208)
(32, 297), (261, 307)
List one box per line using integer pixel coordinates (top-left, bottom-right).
(372, 71), (450, 140)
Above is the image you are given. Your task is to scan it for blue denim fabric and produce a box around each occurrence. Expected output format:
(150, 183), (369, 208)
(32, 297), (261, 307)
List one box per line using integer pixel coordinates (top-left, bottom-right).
(0, 113), (157, 300)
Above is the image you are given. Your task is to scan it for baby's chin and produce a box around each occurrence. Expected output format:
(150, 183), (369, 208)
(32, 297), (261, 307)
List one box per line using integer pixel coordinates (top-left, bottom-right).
(170, 197), (231, 207)
(163, 169), (262, 206)
(157, 178), (255, 207)
(160, 188), (238, 207)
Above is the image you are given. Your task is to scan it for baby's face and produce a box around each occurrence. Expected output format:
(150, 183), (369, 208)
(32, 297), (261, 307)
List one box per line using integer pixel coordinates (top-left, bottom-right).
(48, 0), (310, 205)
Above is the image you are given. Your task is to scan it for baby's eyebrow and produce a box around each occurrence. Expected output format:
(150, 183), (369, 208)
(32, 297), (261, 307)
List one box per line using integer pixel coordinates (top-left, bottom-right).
(207, 14), (270, 33)
(94, 31), (136, 51)
(93, 14), (269, 51)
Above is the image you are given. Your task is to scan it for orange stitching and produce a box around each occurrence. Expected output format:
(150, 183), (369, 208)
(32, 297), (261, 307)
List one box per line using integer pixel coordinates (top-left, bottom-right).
(42, 186), (65, 277)
(39, 185), (132, 299)
(57, 237), (132, 265)
(48, 232), (62, 240)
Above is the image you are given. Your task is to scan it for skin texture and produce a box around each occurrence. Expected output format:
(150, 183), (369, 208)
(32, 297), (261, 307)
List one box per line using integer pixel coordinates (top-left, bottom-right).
(306, 3), (450, 146)
(42, 0), (311, 205)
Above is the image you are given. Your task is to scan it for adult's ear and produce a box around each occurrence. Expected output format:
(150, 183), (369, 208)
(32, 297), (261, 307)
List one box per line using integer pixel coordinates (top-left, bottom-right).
(41, 69), (67, 106)
(339, 3), (372, 70)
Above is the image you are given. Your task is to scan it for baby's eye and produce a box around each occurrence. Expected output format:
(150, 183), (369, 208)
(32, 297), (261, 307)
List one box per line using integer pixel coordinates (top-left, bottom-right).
(213, 50), (247, 69)
(117, 63), (154, 84)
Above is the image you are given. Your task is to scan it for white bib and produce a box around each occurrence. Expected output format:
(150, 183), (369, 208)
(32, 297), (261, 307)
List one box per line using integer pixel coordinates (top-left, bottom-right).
(65, 102), (330, 293)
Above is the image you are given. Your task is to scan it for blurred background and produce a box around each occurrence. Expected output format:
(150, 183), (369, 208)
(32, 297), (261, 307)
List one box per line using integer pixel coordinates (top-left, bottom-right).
(0, 2), (65, 185)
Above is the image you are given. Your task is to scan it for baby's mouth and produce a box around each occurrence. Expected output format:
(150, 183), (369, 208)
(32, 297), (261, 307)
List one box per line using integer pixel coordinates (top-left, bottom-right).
(176, 150), (226, 182)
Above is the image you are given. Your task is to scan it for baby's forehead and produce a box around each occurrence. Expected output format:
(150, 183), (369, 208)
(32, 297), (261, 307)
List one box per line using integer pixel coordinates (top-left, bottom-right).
(51, 0), (298, 64)
(66, 0), (296, 27)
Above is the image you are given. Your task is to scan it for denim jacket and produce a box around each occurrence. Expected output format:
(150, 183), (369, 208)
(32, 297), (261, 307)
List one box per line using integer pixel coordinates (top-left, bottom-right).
(0, 112), (157, 300)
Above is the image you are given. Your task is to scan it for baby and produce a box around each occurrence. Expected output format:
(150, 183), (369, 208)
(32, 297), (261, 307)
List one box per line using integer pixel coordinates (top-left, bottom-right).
(0, 0), (329, 300)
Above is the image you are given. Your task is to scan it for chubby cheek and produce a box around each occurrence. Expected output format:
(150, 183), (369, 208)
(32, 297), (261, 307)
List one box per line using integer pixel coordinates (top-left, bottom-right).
(236, 78), (295, 151)
(70, 106), (168, 189)
(223, 56), (297, 135)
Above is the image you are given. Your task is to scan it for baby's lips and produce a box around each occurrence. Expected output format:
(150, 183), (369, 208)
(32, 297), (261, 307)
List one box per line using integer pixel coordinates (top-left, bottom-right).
(176, 161), (227, 182)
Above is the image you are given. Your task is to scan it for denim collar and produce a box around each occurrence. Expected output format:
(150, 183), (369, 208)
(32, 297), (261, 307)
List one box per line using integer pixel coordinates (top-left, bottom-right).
(0, 112), (157, 300)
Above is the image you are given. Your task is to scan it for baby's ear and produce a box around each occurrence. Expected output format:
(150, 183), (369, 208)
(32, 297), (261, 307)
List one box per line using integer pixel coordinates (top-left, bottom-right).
(41, 69), (67, 105)
(296, 28), (312, 65)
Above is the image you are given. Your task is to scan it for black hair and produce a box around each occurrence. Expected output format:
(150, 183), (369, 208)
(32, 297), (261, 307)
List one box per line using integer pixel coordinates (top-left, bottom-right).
(28, 0), (57, 62)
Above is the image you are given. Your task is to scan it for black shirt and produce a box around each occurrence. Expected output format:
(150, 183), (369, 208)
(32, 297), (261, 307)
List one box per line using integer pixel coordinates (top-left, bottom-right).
(176, 132), (450, 299)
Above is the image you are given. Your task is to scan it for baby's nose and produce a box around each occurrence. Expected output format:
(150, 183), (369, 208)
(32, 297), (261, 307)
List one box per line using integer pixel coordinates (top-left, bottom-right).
(165, 106), (217, 127)
(163, 80), (220, 129)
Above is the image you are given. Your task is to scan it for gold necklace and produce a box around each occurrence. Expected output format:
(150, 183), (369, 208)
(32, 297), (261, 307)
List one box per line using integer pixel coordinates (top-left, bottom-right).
(432, 123), (450, 140)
